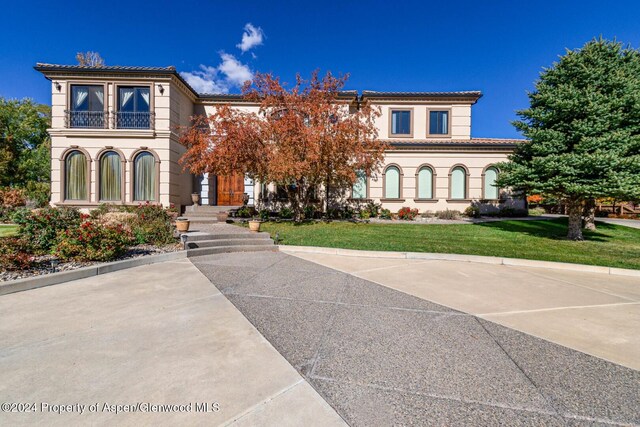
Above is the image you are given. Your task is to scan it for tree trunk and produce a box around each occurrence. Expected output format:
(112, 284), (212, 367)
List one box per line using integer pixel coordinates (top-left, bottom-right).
(566, 199), (584, 240)
(583, 198), (596, 231)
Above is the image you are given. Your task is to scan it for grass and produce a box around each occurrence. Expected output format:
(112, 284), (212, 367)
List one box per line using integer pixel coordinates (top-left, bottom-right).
(261, 218), (640, 270)
(0, 224), (18, 238)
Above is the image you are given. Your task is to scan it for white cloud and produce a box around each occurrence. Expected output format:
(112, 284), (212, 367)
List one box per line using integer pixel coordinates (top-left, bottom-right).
(181, 53), (253, 94)
(218, 52), (253, 86)
(236, 23), (264, 53)
(181, 65), (228, 94)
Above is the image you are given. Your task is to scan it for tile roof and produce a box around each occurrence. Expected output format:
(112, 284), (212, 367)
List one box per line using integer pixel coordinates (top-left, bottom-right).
(35, 63), (177, 72)
(388, 138), (525, 146)
(362, 90), (483, 99)
(34, 64), (479, 102)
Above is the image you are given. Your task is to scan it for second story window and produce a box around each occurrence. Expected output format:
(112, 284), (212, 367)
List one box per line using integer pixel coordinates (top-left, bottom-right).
(117, 86), (151, 129)
(428, 110), (450, 135)
(69, 85), (104, 128)
(390, 109), (412, 136)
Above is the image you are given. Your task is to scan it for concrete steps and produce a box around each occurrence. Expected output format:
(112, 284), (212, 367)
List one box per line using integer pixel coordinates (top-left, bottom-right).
(181, 230), (276, 257)
(183, 205), (242, 224)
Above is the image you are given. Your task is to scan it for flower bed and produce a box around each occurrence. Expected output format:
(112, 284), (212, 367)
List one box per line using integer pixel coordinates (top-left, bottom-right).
(1, 203), (181, 282)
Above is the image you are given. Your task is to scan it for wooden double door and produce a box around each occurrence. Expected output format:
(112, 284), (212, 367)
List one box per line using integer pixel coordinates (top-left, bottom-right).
(216, 174), (245, 206)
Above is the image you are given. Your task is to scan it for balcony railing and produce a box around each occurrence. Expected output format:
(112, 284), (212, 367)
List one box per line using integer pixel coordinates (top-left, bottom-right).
(114, 111), (155, 129)
(64, 110), (155, 130)
(65, 110), (108, 129)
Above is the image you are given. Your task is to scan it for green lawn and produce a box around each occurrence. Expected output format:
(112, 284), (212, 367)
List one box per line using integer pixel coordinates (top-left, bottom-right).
(261, 218), (640, 270)
(0, 225), (18, 238)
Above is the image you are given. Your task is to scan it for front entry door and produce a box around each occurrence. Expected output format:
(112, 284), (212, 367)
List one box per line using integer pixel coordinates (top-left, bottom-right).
(217, 174), (245, 205)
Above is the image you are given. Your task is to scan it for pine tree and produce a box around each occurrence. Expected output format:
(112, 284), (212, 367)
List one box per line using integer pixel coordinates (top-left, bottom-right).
(497, 38), (640, 240)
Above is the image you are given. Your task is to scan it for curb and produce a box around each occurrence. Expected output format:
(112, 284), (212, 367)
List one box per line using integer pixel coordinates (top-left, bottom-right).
(278, 246), (640, 277)
(0, 251), (188, 296)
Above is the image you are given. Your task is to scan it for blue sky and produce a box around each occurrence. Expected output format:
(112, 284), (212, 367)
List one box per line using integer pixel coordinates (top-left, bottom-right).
(2, 0), (640, 138)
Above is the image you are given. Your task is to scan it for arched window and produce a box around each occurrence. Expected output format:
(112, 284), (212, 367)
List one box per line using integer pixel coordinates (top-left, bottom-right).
(352, 170), (367, 199)
(65, 150), (88, 200)
(450, 166), (467, 200)
(417, 166), (434, 199)
(99, 151), (122, 201)
(484, 167), (499, 200)
(134, 152), (156, 201)
(384, 166), (401, 199)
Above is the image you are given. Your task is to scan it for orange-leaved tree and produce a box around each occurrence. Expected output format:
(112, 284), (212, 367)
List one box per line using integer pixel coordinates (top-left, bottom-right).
(179, 71), (386, 220)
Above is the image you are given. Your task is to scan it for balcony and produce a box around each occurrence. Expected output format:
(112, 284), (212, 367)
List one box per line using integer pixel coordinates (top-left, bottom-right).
(65, 110), (108, 129)
(63, 111), (155, 130)
(114, 111), (155, 129)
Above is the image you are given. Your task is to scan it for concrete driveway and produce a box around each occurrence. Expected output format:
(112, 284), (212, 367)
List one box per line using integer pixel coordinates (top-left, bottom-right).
(192, 252), (639, 426)
(289, 251), (640, 371)
(0, 259), (344, 426)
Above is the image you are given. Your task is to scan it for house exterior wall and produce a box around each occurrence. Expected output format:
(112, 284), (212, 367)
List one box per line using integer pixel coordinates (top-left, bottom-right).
(38, 64), (524, 214)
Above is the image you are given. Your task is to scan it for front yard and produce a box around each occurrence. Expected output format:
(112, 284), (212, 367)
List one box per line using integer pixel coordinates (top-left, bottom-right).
(261, 218), (640, 270)
(0, 225), (18, 238)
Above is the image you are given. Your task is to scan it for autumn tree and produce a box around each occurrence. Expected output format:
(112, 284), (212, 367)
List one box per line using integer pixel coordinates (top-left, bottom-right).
(179, 71), (386, 220)
(76, 51), (105, 67)
(496, 38), (640, 240)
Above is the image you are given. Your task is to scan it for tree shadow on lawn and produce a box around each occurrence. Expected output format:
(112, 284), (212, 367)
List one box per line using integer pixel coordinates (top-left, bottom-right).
(475, 218), (612, 243)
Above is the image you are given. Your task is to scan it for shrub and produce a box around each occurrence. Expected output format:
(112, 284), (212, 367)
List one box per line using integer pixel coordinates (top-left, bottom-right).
(0, 237), (33, 271)
(259, 209), (270, 221)
(435, 209), (460, 220)
(421, 210), (435, 218)
(0, 187), (26, 208)
(361, 201), (381, 218)
(359, 209), (371, 220)
(528, 207), (546, 216)
(397, 207), (419, 220)
(99, 212), (138, 230)
(379, 208), (392, 220)
(303, 205), (318, 220)
(13, 207), (83, 253)
(54, 221), (134, 262)
(499, 207), (528, 217)
(130, 203), (176, 245)
(236, 206), (256, 218)
(279, 206), (293, 219)
(464, 205), (481, 218)
(24, 181), (50, 207)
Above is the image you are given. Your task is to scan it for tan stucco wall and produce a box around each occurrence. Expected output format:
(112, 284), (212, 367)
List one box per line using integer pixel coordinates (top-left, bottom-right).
(367, 150), (523, 212)
(372, 102), (472, 140)
(42, 70), (518, 213)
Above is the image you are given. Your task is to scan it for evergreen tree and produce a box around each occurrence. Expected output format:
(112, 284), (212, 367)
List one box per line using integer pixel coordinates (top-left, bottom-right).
(497, 38), (640, 240)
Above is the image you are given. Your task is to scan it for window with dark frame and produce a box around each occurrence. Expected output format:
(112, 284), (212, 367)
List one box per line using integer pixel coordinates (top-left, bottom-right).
(429, 110), (449, 135)
(391, 110), (411, 135)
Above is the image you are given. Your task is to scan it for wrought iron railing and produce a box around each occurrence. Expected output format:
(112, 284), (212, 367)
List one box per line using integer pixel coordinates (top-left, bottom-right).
(114, 111), (155, 129)
(65, 110), (108, 128)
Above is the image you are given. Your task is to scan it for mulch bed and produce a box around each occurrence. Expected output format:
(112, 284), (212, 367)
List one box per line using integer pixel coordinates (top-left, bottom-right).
(1, 244), (183, 282)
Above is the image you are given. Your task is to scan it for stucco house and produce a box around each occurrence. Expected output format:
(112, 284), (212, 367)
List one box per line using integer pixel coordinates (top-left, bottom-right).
(35, 63), (525, 213)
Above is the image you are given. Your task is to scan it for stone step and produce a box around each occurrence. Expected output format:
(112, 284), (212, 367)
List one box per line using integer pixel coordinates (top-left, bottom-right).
(184, 205), (242, 213)
(186, 238), (274, 249)
(186, 244), (278, 258)
(185, 218), (219, 224)
(181, 232), (271, 242)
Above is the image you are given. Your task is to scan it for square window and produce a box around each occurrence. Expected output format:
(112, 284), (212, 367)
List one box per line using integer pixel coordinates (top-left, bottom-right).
(429, 110), (449, 135)
(391, 110), (411, 135)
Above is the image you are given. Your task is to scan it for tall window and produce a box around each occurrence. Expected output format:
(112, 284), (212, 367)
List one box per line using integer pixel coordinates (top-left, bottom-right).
(99, 151), (121, 201)
(117, 86), (151, 129)
(450, 166), (467, 200)
(352, 170), (367, 199)
(417, 166), (434, 199)
(69, 85), (104, 128)
(384, 166), (401, 199)
(484, 167), (499, 200)
(429, 110), (449, 135)
(65, 150), (88, 200)
(390, 110), (411, 135)
(134, 152), (156, 201)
